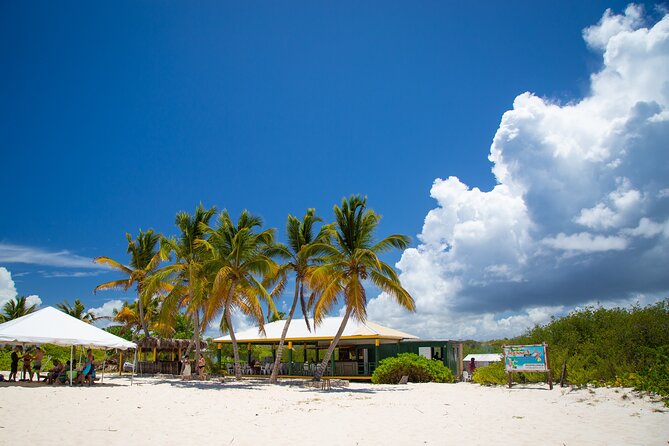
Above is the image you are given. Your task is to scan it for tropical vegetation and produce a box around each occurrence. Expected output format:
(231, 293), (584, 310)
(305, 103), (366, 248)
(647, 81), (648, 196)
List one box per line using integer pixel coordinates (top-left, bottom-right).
(310, 196), (415, 381)
(94, 229), (169, 337)
(471, 300), (669, 404)
(268, 208), (330, 383)
(372, 353), (454, 384)
(0, 296), (38, 322)
(6, 196), (416, 382)
(56, 298), (104, 323)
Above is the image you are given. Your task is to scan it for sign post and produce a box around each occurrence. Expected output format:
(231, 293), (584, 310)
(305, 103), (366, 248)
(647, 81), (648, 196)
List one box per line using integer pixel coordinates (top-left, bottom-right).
(503, 343), (552, 390)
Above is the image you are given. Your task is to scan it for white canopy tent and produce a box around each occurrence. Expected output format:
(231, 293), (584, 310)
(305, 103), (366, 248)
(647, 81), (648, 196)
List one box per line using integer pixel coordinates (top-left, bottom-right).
(0, 306), (137, 385)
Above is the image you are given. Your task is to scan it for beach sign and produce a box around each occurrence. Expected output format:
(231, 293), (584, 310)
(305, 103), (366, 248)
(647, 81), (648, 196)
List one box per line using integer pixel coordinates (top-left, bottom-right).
(502, 343), (552, 389)
(503, 344), (548, 372)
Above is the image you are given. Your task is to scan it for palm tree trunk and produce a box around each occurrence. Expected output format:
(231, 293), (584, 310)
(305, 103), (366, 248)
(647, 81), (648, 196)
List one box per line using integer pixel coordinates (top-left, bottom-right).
(225, 304), (242, 380)
(269, 277), (300, 384)
(313, 306), (352, 381)
(137, 285), (151, 338)
(224, 280), (242, 380)
(299, 283), (311, 332)
(193, 308), (202, 361)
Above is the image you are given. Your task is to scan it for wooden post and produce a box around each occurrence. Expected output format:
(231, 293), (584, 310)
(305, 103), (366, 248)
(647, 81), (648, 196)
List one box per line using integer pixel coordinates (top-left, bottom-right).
(374, 339), (380, 373)
(153, 347), (157, 363)
(288, 342), (293, 375)
(507, 371), (513, 388)
(217, 343), (222, 368)
(544, 343), (553, 390)
(119, 350), (123, 375)
(247, 343), (252, 370)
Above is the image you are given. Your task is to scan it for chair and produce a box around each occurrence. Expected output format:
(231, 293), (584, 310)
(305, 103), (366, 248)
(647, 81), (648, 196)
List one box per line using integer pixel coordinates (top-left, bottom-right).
(462, 371), (470, 382)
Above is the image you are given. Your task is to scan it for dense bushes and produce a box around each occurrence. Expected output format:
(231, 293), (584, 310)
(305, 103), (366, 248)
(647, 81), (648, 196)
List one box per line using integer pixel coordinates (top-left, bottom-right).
(473, 300), (669, 403)
(372, 353), (454, 384)
(515, 300), (668, 389)
(472, 361), (507, 385)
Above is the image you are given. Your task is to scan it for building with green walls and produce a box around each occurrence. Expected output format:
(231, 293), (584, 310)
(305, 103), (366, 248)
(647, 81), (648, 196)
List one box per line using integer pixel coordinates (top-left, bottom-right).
(214, 317), (463, 379)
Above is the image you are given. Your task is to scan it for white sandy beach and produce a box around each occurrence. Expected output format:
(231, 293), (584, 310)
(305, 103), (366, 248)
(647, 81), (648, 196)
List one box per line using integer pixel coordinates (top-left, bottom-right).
(1, 376), (667, 446)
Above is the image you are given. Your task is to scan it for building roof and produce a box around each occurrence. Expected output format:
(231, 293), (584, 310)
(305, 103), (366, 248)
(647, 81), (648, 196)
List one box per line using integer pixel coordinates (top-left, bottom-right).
(215, 317), (418, 344)
(464, 353), (502, 362)
(0, 306), (136, 350)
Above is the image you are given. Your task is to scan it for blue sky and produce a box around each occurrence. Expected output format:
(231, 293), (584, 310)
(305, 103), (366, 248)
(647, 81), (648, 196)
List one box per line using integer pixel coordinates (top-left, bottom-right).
(1, 2), (668, 339)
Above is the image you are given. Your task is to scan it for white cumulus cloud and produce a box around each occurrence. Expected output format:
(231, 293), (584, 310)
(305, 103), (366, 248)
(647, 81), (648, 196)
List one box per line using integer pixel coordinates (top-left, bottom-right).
(0, 267), (42, 310)
(368, 5), (669, 340)
(90, 299), (124, 328)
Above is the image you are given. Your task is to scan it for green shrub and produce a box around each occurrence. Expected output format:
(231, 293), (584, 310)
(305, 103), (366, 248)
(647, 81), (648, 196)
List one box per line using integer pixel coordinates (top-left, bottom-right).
(372, 353), (454, 384)
(472, 361), (507, 385)
(506, 299), (669, 403)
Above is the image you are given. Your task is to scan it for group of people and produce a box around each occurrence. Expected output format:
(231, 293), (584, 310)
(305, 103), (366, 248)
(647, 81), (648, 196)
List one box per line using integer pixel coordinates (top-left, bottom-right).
(7, 345), (97, 386)
(8, 345), (44, 382)
(180, 354), (207, 381)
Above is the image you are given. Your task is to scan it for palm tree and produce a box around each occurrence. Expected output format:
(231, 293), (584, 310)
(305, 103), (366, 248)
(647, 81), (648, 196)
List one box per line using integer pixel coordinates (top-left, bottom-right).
(0, 296), (38, 322)
(110, 299), (160, 336)
(111, 301), (142, 335)
(94, 229), (167, 337)
(56, 298), (102, 323)
(155, 204), (216, 361)
(200, 209), (278, 379)
(310, 196), (415, 381)
(268, 209), (330, 383)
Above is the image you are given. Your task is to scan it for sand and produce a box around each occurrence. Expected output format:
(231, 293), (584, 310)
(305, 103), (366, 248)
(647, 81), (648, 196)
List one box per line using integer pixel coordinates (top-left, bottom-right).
(0, 375), (667, 446)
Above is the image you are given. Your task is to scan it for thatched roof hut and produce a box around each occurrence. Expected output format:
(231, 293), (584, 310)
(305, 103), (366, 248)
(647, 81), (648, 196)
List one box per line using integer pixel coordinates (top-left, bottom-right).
(136, 337), (207, 351)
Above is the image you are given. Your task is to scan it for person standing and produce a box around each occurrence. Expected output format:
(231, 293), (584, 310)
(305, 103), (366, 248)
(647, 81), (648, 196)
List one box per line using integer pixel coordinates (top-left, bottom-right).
(181, 355), (191, 380)
(9, 346), (22, 382)
(33, 347), (44, 381)
(469, 357), (476, 375)
(197, 354), (206, 381)
(22, 350), (33, 381)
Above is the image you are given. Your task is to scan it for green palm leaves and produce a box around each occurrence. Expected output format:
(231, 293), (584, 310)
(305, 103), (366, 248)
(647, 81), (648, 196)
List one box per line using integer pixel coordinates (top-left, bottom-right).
(89, 196), (413, 383)
(56, 298), (103, 323)
(94, 229), (167, 337)
(268, 208), (330, 383)
(199, 210), (279, 379)
(311, 196), (415, 380)
(155, 204), (217, 360)
(0, 296), (37, 322)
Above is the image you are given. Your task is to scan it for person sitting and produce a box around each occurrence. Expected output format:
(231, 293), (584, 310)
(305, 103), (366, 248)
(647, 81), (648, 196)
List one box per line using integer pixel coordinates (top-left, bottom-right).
(56, 360), (75, 385)
(45, 360), (64, 384)
(75, 350), (96, 386)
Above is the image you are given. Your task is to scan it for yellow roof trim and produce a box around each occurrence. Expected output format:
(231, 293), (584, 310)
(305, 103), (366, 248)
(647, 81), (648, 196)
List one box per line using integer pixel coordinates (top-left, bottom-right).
(215, 334), (406, 344)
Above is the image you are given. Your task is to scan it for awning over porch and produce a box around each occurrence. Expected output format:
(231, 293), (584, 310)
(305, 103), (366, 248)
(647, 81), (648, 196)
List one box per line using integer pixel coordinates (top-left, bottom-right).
(214, 317), (418, 345)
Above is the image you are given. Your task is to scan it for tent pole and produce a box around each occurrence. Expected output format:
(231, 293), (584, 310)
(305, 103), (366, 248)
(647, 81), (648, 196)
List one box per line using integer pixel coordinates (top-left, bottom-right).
(131, 348), (137, 386)
(69, 345), (73, 386)
(101, 349), (106, 383)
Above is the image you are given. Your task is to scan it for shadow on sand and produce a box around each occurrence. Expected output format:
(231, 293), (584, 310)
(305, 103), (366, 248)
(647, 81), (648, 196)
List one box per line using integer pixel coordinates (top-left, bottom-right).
(128, 376), (411, 394)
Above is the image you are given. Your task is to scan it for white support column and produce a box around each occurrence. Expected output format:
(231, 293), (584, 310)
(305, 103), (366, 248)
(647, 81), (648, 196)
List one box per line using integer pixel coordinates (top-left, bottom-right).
(69, 345), (74, 386)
